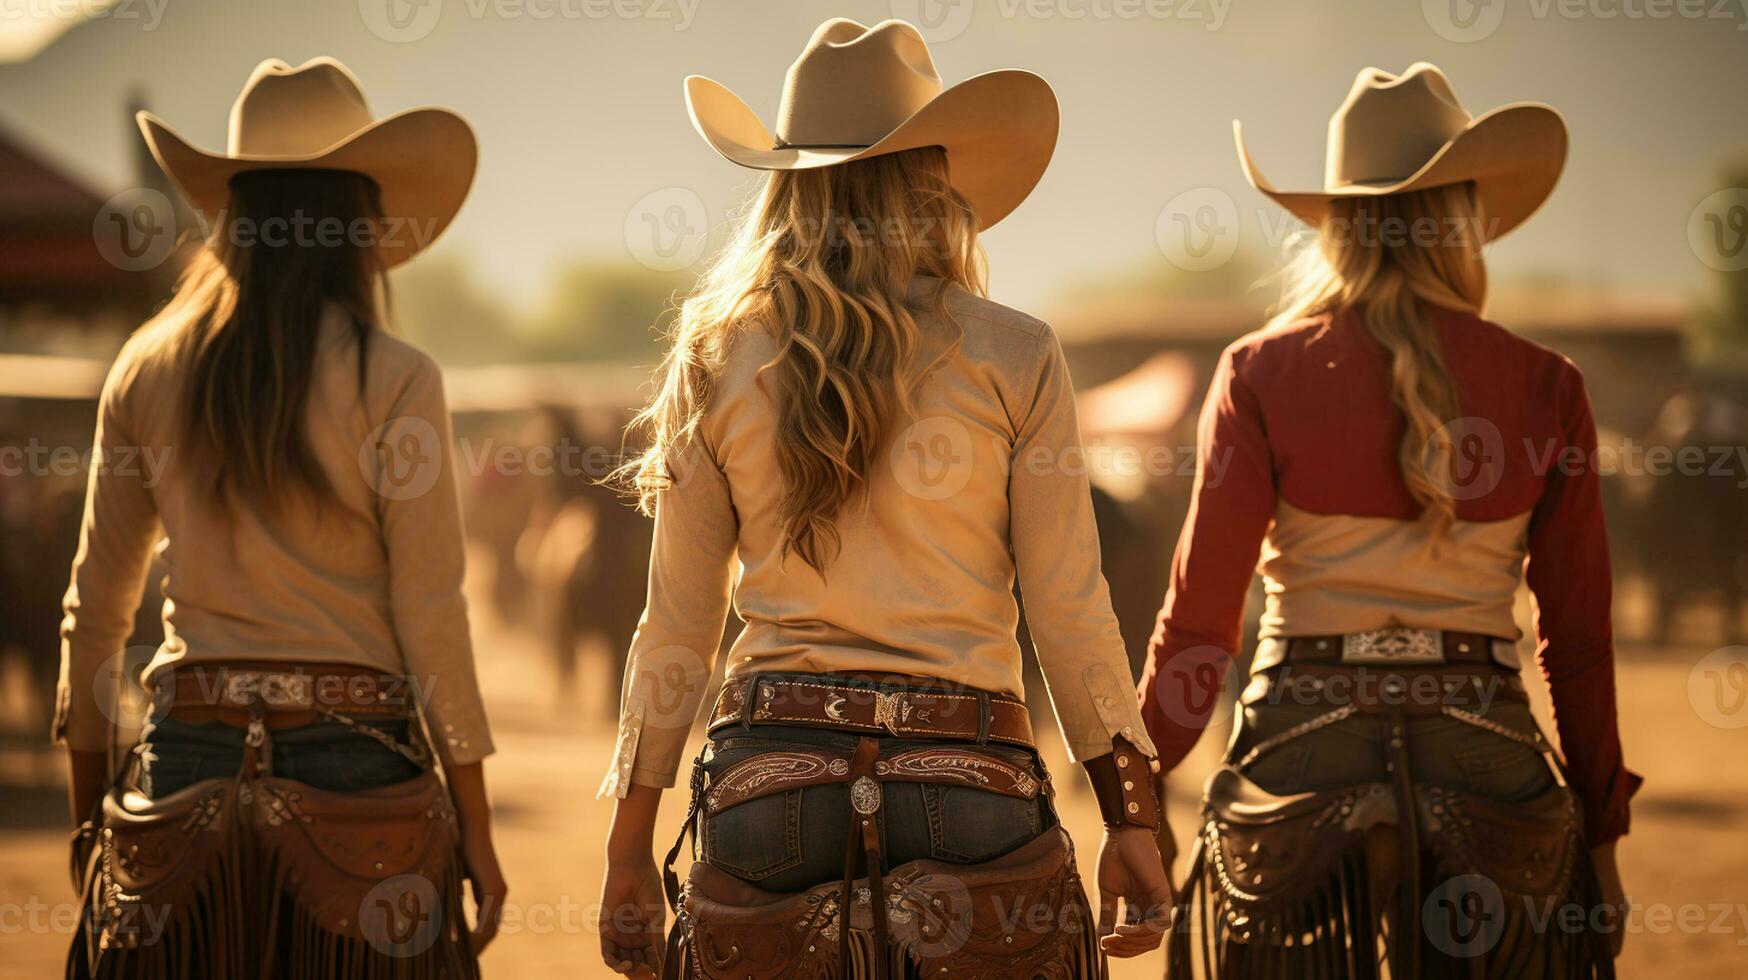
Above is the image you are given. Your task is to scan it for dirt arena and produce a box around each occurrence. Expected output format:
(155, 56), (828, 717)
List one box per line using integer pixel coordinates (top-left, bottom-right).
(1, 592), (1744, 979)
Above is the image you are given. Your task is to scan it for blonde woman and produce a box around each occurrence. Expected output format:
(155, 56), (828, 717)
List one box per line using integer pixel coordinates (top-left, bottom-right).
(1141, 65), (1638, 978)
(596, 19), (1173, 979)
(59, 59), (505, 978)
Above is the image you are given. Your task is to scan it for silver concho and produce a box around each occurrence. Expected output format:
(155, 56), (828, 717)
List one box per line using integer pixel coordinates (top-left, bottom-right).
(849, 776), (882, 815)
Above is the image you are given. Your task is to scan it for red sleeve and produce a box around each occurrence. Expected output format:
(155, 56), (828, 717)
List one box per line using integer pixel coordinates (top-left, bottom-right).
(1525, 362), (1641, 845)
(1137, 344), (1276, 773)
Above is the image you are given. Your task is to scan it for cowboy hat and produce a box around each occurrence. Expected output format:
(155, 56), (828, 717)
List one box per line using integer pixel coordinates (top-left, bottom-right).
(137, 57), (476, 267)
(684, 18), (1058, 230)
(1234, 62), (1567, 241)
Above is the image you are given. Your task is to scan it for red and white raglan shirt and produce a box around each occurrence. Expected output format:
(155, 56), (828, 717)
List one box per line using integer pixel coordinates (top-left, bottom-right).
(1137, 307), (1641, 844)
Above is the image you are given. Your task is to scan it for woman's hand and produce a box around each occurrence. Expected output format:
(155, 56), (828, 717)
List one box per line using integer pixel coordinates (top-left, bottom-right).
(1094, 824), (1176, 958)
(459, 824), (508, 954)
(444, 762), (508, 955)
(598, 855), (666, 977)
(1590, 842), (1627, 958)
(599, 783), (667, 977)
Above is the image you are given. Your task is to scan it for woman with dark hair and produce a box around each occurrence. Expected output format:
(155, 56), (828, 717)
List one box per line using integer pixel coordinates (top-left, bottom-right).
(58, 58), (505, 979)
(1142, 64), (1639, 979)
(596, 19), (1173, 979)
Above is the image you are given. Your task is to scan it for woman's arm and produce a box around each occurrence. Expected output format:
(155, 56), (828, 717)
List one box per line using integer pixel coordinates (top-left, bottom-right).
(58, 353), (161, 817)
(372, 355), (505, 949)
(1006, 326), (1172, 955)
(596, 436), (738, 976)
(1137, 343), (1275, 776)
(1522, 361), (1640, 849)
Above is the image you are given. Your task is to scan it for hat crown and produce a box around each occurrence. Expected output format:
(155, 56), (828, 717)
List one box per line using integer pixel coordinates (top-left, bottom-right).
(774, 19), (943, 148)
(228, 58), (375, 157)
(1326, 63), (1472, 188)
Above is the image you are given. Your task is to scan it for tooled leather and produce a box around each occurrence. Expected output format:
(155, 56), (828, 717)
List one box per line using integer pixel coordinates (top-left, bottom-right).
(707, 678), (1035, 747)
(90, 772), (458, 943)
(1416, 782), (1581, 900)
(703, 746), (1041, 816)
(680, 828), (1091, 980)
(1202, 768), (1394, 921)
(92, 782), (235, 950)
(252, 773), (459, 936)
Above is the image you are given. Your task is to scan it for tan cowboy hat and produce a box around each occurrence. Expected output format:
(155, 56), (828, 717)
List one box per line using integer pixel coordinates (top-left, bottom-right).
(137, 57), (476, 267)
(684, 18), (1058, 230)
(1234, 62), (1567, 241)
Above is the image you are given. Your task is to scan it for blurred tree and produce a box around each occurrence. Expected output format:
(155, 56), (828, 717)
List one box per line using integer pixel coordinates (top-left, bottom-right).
(389, 252), (519, 365)
(525, 261), (690, 363)
(1692, 157), (1748, 369)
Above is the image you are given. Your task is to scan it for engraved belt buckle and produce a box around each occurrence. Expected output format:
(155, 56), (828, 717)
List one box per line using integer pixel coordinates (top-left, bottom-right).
(223, 670), (312, 709)
(1341, 628), (1444, 665)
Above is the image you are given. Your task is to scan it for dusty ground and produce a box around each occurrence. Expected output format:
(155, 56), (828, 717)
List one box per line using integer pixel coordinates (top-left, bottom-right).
(2, 601), (1744, 979)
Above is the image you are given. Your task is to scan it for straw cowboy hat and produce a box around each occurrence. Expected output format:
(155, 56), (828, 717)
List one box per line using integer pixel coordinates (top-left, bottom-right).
(137, 57), (476, 267)
(1234, 62), (1567, 241)
(684, 18), (1058, 230)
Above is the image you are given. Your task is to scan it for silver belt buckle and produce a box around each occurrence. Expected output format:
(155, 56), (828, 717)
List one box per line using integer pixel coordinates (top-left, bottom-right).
(223, 671), (313, 708)
(1341, 628), (1444, 664)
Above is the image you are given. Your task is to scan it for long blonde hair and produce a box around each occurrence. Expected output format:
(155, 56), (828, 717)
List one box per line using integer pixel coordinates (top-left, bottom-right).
(621, 146), (986, 571)
(1268, 182), (1490, 535)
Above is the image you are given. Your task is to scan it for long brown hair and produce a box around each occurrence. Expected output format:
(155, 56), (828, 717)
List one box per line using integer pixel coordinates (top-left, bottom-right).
(621, 146), (986, 571)
(1269, 182), (1489, 536)
(142, 169), (387, 510)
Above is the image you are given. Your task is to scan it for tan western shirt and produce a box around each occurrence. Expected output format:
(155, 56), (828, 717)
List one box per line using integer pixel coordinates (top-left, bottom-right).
(599, 277), (1156, 798)
(56, 311), (494, 765)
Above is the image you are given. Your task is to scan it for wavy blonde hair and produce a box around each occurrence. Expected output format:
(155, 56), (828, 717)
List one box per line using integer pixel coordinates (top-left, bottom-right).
(1268, 182), (1490, 536)
(621, 146), (986, 571)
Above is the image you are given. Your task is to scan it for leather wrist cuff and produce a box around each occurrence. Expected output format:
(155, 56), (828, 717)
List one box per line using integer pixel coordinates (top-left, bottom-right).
(1083, 736), (1159, 832)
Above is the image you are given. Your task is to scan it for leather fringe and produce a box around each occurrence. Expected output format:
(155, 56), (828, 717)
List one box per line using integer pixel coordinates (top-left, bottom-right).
(66, 810), (476, 980)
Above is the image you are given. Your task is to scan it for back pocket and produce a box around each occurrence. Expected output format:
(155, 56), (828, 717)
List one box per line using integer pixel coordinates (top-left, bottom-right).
(923, 785), (1041, 863)
(703, 789), (803, 881)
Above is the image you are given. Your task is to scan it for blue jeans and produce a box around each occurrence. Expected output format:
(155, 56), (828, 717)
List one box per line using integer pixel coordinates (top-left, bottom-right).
(138, 715), (423, 798)
(697, 724), (1058, 893)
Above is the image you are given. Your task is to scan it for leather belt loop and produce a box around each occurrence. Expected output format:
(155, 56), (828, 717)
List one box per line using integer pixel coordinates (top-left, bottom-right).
(737, 674), (763, 731)
(975, 689), (991, 746)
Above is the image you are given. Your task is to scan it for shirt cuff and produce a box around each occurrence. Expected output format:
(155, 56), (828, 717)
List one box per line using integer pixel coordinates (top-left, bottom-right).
(1061, 662), (1158, 764)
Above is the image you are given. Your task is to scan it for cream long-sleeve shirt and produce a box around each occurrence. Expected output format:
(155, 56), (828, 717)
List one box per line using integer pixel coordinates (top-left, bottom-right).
(599, 277), (1156, 798)
(56, 311), (494, 765)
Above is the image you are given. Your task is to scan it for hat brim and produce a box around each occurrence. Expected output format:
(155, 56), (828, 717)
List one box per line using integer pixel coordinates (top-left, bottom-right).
(1234, 103), (1567, 242)
(137, 107), (477, 268)
(684, 69), (1058, 231)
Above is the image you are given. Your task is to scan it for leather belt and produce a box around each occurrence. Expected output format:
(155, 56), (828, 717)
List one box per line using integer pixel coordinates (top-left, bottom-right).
(1241, 663), (1526, 716)
(1256, 629), (1518, 671)
(702, 744), (1042, 816)
(156, 663), (417, 729)
(706, 673), (1035, 749)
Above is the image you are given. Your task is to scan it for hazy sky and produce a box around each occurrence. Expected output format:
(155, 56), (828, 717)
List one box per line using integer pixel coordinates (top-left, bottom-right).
(3, 0), (1745, 320)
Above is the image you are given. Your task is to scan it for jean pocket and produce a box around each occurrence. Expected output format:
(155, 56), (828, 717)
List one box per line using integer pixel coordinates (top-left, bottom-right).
(703, 789), (803, 881)
(1453, 740), (1555, 802)
(140, 754), (204, 799)
(923, 785), (1041, 863)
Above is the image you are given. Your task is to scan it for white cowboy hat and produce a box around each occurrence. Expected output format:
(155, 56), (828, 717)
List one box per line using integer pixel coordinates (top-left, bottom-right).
(684, 18), (1058, 230)
(137, 57), (477, 267)
(1234, 62), (1567, 241)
